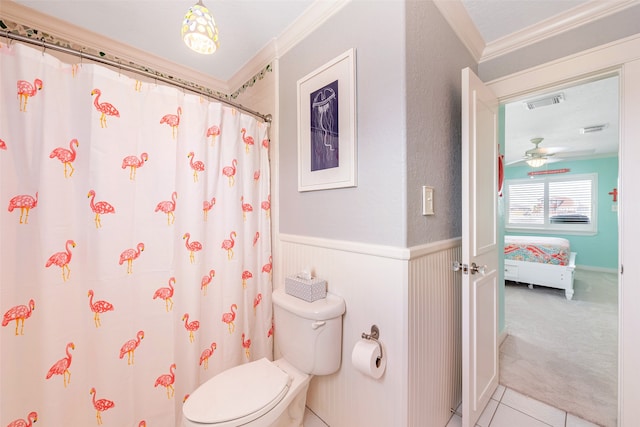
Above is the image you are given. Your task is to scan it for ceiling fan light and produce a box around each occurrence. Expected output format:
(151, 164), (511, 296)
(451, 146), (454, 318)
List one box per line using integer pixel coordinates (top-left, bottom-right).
(182, 0), (219, 55)
(526, 157), (547, 168)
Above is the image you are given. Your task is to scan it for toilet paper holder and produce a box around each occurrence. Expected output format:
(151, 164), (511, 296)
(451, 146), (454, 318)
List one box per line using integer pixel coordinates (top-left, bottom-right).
(361, 324), (383, 366)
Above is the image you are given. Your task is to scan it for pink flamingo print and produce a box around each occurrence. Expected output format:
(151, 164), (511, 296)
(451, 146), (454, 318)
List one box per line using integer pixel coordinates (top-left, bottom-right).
(183, 232), (202, 263)
(90, 387), (115, 425)
(138, 422), (147, 427)
(121, 152), (149, 180)
(46, 239), (76, 281)
(254, 170), (260, 182)
(240, 196), (253, 222)
(160, 107), (182, 139)
(155, 191), (177, 225)
(262, 138), (269, 149)
(241, 127), (254, 153)
(46, 342), (75, 387)
(0, 138), (6, 150)
(119, 242), (144, 274)
(87, 189), (115, 228)
(91, 88), (120, 128)
(187, 151), (205, 182)
(8, 192), (38, 224)
(199, 342), (217, 370)
(17, 78), (43, 112)
(222, 159), (238, 187)
(203, 197), (216, 221)
(241, 270), (253, 289)
(262, 255), (273, 278)
(268, 322), (274, 338)
(206, 124), (220, 146)
(201, 269), (215, 295)
(154, 363), (176, 398)
(182, 313), (200, 343)
(119, 330), (144, 365)
(253, 231), (260, 247)
(2, 299), (35, 335)
(88, 290), (114, 327)
(6, 411), (38, 427)
(253, 293), (262, 314)
(261, 194), (271, 218)
(153, 276), (175, 312)
(222, 303), (237, 333)
(221, 231), (237, 260)
(241, 333), (251, 359)
(49, 138), (79, 178)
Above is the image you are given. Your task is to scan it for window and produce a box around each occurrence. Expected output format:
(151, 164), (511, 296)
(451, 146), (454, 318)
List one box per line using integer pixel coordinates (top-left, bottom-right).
(505, 173), (597, 234)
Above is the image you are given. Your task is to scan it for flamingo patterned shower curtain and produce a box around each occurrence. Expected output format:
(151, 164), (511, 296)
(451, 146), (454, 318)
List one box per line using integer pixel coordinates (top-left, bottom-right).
(0, 43), (273, 426)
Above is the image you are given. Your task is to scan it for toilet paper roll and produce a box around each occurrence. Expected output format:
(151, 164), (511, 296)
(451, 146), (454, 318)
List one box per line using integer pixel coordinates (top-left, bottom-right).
(351, 339), (386, 379)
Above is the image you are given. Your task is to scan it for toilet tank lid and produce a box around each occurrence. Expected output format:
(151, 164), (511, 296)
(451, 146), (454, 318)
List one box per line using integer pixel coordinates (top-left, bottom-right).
(273, 288), (345, 320)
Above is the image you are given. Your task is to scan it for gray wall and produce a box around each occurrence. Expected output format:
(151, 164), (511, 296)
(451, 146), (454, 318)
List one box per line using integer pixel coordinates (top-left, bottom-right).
(479, 4), (640, 81)
(279, 2), (407, 247)
(279, 1), (478, 248)
(405, 1), (477, 247)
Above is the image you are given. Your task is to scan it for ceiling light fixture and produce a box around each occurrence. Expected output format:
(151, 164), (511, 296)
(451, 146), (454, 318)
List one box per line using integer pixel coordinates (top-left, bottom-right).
(526, 157), (547, 168)
(181, 0), (219, 55)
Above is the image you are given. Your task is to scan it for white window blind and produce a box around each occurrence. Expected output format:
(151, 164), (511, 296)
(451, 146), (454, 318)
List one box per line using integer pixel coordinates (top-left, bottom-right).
(505, 173), (597, 233)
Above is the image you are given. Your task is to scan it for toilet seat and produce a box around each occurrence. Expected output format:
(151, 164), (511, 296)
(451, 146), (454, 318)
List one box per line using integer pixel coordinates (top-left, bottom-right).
(183, 358), (291, 425)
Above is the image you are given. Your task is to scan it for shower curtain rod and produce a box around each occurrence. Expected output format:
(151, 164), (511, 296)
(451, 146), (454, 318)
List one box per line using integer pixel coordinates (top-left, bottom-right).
(4, 31), (272, 123)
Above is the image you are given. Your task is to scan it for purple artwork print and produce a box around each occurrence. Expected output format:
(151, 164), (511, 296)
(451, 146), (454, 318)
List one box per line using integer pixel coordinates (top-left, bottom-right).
(310, 80), (339, 171)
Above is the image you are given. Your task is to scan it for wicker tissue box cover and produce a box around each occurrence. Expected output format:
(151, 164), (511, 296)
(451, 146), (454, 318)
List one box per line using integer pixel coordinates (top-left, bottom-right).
(285, 275), (327, 302)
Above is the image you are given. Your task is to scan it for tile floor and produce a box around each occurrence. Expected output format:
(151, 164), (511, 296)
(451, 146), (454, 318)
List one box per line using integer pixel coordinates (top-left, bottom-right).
(302, 384), (601, 426)
(446, 385), (601, 427)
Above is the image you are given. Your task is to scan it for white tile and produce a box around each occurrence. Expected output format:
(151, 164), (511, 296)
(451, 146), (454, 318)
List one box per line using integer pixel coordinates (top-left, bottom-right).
(492, 385), (506, 401)
(477, 398), (499, 427)
(501, 388), (566, 427)
(303, 407), (328, 427)
(446, 413), (462, 427)
(490, 404), (557, 427)
(566, 413), (601, 427)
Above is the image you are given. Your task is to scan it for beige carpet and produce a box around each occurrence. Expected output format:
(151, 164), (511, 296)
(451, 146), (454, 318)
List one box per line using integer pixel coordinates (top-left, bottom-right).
(500, 269), (618, 427)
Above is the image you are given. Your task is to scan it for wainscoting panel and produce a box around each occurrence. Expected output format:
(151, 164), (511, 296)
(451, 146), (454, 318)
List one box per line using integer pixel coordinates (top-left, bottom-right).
(278, 234), (408, 427)
(408, 242), (462, 426)
(277, 234), (461, 427)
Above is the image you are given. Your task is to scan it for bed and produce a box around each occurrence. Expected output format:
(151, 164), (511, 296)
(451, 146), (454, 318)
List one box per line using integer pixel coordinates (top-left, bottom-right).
(504, 235), (577, 300)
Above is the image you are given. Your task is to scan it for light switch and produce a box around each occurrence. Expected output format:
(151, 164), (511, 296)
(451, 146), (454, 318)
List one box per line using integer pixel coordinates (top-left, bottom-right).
(422, 186), (434, 216)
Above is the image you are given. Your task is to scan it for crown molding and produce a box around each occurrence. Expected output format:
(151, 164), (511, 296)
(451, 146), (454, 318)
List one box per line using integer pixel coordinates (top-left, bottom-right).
(433, 0), (486, 62)
(1, 0), (230, 94)
(275, 0), (351, 58)
(481, 0), (640, 62)
(226, 0), (350, 94)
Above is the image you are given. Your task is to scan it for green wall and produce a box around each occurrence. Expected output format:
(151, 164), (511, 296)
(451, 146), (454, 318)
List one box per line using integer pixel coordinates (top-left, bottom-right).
(504, 156), (619, 270)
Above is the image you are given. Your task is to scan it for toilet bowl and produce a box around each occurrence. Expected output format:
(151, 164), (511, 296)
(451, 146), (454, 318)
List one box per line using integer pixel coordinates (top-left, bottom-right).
(182, 289), (345, 427)
(182, 358), (311, 427)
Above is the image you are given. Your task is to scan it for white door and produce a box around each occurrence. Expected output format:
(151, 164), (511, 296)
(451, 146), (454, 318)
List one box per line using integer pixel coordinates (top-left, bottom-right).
(461, 67), (500, 427)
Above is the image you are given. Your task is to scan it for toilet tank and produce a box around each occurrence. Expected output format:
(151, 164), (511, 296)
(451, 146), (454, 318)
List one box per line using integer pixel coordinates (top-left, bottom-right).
(273, 288), (346, 375)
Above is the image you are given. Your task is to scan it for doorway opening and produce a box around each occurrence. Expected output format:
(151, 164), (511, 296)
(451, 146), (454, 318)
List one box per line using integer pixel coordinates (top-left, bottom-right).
(499, 74), (620, 427)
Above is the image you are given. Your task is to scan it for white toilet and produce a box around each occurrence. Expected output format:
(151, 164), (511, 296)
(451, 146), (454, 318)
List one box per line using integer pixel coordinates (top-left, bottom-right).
(182, 288), (346, 427)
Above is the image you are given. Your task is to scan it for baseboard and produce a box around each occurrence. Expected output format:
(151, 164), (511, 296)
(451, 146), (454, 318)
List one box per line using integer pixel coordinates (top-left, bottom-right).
(499, 329), (508, 347)
(576, 264), (618, 274)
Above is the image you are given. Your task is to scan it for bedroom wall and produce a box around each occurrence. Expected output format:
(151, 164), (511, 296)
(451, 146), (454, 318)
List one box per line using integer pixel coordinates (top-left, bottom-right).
(504, 156), (619, 271)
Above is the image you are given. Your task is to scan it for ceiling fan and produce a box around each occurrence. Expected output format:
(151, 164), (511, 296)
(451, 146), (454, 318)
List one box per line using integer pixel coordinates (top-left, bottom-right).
(507, 137), (594, 168)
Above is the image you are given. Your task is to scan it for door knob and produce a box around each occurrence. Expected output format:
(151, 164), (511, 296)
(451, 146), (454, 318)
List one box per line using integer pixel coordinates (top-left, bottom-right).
(470, 262), (486, 275)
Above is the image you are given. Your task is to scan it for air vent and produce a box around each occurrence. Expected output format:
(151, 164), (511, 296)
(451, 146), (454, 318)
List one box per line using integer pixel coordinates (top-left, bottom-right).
(580, 124), (609, 134)
(523, 93), (565, 110)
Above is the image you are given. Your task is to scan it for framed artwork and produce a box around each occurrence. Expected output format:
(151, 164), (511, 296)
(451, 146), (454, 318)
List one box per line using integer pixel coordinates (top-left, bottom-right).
(297, 48), (357, 192)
